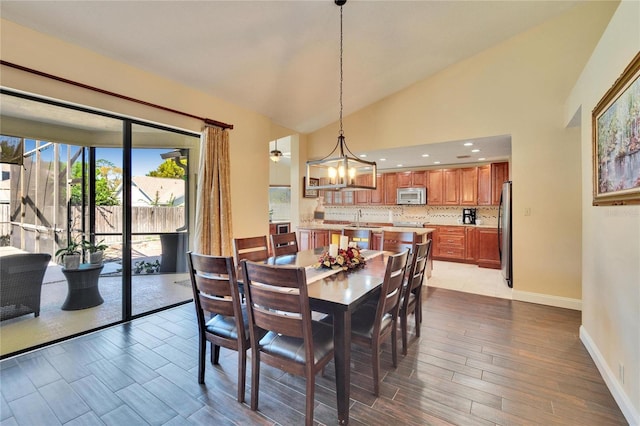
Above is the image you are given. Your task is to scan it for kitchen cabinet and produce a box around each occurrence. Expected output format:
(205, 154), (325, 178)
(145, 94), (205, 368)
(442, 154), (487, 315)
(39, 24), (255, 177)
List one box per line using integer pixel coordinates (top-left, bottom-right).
(443, 169), (461, 205)
(298, 229), (329, 250)
(460, 167), (478, 206)
(355, 174), (371, 204)
(397, 170), (427, 188)
(477, 228), (500, 268)
(371, 233), (382, 250)
(384, 172), (398, 205)
(477, 165), (492, 205)
(465, 227), (477, 262)
(491, 162), (509, 205)
(369, 173), (385, 205)
(434, 226), (465, 260)
(427, 170), (443, 205)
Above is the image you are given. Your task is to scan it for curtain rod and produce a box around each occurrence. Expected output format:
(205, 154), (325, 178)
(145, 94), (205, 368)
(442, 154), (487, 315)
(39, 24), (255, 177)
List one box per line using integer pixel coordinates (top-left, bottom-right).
(0, 60), (234, 130)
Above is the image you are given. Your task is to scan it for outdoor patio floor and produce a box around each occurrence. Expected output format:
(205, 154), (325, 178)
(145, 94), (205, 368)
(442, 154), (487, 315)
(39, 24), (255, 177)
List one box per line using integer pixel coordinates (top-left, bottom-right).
(0, 263), (192, 358)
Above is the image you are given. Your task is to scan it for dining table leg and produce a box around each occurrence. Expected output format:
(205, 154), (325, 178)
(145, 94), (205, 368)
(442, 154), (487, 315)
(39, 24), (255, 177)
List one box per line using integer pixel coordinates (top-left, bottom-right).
(333, 309), (351, 425)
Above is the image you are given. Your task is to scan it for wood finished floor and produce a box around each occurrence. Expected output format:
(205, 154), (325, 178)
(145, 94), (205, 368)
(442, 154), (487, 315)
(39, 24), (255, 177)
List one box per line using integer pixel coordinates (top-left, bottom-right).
(0, 287), (627, 425)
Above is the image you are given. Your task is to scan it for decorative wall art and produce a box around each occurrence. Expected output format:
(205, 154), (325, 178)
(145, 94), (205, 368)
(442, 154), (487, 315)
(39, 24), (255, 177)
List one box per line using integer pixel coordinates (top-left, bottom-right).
(303, 177), (319, 198)
(592, 52), (640, 205)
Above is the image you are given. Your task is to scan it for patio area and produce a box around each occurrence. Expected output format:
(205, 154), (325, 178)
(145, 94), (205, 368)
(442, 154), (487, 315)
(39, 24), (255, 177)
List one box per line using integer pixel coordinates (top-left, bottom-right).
(0, 245), (193, 358)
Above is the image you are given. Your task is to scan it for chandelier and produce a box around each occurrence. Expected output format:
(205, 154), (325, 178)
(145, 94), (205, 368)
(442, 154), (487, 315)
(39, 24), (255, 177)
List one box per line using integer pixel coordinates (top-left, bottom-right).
(270, 138), (283, 162)
(305, 0), (377, 192)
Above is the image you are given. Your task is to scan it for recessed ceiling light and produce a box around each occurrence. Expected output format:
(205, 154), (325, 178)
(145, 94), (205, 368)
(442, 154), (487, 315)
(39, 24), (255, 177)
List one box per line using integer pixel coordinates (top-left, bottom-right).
(434, 161), (441, 164)
(379, 158), (386, 161)
(397, 164), (403, 167)
(359, 154), (367, 158)
(421, 154), (430, 157)
(464, 142), (473, 146)
(471, 149), (480, 153)
(478, 157), (486, 161)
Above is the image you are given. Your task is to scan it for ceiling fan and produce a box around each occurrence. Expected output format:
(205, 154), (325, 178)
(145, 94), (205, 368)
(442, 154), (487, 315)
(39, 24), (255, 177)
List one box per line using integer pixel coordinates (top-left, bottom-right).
(270, 138), (291, 163)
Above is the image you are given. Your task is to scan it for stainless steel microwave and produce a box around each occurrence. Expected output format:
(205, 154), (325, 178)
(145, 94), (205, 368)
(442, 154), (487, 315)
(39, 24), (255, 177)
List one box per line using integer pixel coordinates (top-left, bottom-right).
(397, 187), (427, 205)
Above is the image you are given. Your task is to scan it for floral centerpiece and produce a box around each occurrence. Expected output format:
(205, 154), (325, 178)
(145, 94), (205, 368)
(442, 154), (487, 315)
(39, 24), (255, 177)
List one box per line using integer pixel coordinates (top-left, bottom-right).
(316, 246), (366, 271)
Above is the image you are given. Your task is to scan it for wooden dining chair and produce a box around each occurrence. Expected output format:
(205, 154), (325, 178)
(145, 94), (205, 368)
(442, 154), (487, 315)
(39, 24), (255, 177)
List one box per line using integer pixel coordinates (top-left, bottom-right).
(350, 249), (409, 396)
(241, 260), (334, 426)
(342, 228), (373, 250)
(187, 252), (250, 403)
(381, 230), (418, 254)
(233, 235), (270, 264)
(399, 240), (431, 355)
(270, 232), (298, 257)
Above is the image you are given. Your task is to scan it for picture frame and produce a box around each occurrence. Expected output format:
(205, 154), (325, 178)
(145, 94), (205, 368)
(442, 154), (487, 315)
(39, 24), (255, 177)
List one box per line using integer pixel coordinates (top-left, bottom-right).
(592, 52), (640, 206)
(303, 177), (319, 198)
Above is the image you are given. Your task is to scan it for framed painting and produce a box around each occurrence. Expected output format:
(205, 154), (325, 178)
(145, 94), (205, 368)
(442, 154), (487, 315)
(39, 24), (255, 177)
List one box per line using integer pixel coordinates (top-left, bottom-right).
(303, 177), (319, 198)
(592, 52), (640, 206)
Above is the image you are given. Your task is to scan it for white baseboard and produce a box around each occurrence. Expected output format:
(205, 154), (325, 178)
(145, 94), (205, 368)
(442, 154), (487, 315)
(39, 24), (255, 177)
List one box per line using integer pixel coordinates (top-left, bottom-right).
(512, 290), (582, 310)
(580, 326), (639, 426)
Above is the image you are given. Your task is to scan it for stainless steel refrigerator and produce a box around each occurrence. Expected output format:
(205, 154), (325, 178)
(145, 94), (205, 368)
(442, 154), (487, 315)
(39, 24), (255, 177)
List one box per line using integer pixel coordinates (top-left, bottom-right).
(498, 181), (513, 288)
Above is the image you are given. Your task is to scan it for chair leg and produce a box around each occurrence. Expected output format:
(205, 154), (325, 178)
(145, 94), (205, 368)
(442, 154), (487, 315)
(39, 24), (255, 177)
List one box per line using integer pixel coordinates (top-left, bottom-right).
(305, 373), (315, 426)
(401, 311), (408, 356)
(250, 349), (260, 411)
(212, 343), (221, 364)
(414, 305), (421, 338)
(198, 336), (206, 384)
(237, 348), (247, 403)
(372, 343), (380, 397)
(391, 320), (398, 368)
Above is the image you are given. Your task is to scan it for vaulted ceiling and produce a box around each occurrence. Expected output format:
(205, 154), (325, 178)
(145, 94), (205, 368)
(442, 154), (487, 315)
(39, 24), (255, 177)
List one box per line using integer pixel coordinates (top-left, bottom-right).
(1, 1), (580, 135)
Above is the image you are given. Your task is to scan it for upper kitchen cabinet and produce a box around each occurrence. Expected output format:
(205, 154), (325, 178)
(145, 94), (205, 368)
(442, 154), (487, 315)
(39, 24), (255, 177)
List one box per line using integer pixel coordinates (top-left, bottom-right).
(460, 167), (478, 206)
(369, 173), (385, 205)
(384, 173), (398, 205)
(477, 162), (509, 205)
(427, 169), (443, 205)
(355, 174), (370, 204)
(477, 165), (492, 205)
(443, 168), (461, 205)
(491, 162), (509, 205)
(397, 170), (427, 188)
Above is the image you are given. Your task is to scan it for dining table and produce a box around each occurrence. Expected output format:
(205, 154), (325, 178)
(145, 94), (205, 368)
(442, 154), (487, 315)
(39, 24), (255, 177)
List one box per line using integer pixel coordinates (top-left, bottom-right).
(266, 247), (388, 425)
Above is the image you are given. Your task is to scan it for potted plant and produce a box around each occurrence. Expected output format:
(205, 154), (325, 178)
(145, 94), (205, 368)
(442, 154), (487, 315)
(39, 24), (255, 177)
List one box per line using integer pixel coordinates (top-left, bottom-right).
(55, 240), (82, 270)
(83, 239), (108, 265)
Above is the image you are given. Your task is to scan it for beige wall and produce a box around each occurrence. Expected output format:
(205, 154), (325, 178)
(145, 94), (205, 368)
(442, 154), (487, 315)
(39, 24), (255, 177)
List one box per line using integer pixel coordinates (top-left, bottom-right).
(309, 1), (617, 304)
(567, 0), (640, 421)
(0, 19), (296, 245)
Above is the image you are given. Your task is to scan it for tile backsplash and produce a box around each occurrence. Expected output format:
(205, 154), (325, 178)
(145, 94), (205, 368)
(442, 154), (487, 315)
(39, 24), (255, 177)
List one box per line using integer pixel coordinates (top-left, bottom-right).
(301, 205), (499, 226)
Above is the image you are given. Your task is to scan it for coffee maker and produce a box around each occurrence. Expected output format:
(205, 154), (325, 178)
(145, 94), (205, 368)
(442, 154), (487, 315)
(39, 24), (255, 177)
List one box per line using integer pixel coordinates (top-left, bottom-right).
(462, 208), (476, 225)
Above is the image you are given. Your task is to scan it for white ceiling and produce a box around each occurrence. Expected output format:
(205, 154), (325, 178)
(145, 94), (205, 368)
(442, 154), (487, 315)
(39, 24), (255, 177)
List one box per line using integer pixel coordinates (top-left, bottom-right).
(1, 0), (580, 167)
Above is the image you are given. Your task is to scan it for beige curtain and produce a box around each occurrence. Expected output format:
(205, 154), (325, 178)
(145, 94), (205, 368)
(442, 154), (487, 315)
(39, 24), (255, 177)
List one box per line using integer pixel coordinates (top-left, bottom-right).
(194, 125), (233, 255)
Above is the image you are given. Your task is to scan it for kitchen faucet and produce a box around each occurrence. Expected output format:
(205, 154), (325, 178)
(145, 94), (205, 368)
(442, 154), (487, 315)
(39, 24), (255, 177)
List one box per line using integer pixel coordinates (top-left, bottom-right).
(355, 209), (362, 227)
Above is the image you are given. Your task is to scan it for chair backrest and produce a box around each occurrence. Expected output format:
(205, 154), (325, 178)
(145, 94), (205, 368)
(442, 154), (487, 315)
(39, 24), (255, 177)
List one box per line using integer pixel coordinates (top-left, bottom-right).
(0, 253), (51, 285)
(241, 260), (312, 349)
(270, 232), (299, 257)
(381, 230), (418, 254)
(376, 249), (410, 323)
(233, 236), (270, 264)
(187, 252), (245, 340)
(342, 228), (373, 250)
(404, 240), (431, 296)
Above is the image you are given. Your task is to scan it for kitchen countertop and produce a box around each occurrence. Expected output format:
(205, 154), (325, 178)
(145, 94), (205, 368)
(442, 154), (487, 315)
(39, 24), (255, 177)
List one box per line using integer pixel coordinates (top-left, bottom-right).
(296, 222), (496, 232)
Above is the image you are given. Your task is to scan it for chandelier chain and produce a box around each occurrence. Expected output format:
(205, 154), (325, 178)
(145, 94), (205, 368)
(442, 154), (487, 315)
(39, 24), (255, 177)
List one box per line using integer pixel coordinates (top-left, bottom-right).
(339, 4), (344, 137)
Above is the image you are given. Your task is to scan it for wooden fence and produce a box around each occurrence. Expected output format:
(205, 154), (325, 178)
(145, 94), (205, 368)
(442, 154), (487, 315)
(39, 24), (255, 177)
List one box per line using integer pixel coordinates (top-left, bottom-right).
(91, 206), (186, 234)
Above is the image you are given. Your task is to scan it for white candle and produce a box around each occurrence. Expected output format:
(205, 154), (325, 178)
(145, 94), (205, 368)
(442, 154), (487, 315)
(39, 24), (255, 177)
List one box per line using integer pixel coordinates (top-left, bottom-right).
(329, 244), (339, 257)
(339, 236), (349, 250)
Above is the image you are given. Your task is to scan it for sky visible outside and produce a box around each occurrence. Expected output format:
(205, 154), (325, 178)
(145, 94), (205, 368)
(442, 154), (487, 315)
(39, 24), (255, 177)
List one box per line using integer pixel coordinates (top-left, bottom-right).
(98, 148), (170, 177)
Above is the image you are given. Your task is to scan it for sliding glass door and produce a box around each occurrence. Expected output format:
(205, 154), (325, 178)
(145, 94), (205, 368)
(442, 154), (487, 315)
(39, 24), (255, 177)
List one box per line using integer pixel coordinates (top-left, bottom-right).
(0, 90), (198, 358)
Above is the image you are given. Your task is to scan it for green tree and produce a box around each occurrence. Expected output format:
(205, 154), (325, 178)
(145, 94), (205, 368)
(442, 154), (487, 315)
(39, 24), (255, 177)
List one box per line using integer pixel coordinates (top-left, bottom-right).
(146, 159), (186, 179)
(70, 159), (121, 206)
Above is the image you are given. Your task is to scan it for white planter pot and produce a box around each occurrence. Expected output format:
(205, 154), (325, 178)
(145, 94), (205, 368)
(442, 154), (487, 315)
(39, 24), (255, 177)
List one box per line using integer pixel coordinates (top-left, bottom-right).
(64, 254), (81, 270)
(90, 251), (104, 265)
